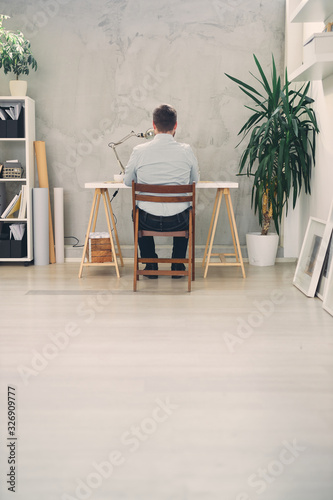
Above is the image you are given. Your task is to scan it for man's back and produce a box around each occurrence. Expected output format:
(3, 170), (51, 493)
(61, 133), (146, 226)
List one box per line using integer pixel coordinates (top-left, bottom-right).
(124, 133), (199, 216)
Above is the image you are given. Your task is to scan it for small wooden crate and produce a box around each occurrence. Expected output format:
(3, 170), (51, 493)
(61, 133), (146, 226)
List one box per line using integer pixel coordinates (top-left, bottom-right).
(89, 237), (113, 263)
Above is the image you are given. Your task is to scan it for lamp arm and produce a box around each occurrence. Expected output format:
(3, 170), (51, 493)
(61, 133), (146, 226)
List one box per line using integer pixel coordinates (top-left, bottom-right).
(108, 131), (140, 173)
(112, 146), (125, 173)
(108, 131), (138, 148)
(108, 129), (154, 173)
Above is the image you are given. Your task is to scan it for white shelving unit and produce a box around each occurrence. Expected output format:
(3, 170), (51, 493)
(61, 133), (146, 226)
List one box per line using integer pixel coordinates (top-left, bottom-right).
(289, 0), (333, 82)
(0, 97), (35, 263)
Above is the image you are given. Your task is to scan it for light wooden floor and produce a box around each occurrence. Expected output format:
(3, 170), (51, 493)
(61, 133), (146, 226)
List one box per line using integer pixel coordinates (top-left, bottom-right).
(0, 261), (332, 500)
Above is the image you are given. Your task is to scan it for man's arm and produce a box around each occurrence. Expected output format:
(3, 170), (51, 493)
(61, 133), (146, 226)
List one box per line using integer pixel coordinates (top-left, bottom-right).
(188, 146), (200, 183)
(123, 148), (139, 186)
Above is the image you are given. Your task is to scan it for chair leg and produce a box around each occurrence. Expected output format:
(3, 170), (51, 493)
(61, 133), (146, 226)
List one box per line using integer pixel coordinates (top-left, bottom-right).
(192, 210), (195, 281)
(188, 212), (192, 292)
(133, 210), (139, 292)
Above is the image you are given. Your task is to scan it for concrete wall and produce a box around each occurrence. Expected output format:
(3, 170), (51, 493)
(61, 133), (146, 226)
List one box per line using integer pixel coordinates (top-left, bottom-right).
(0, 0), (286, 257)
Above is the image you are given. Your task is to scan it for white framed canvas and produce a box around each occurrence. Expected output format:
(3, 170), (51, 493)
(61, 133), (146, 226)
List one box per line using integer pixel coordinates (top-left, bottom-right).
(293, 217), (327, 297)
(317, 200), (333, 300)
(322, 200), (333, 315)
(323, 248), (333, 316)
(317, 232), (333, 300)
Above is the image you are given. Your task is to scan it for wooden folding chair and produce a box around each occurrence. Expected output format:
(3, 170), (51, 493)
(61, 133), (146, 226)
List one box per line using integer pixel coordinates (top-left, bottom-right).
(132, 181), (196, 292)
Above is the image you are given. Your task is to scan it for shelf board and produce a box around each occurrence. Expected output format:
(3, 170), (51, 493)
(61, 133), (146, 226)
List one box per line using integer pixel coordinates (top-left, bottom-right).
(0, 178), (26, 182)
(0, 96), (33, 103)
(0, 218), (27, 222)
(291, 0), (333, 23)
(290, 54), (333, 81)
(0, 257), (31, 262)
(0, 138), (25, 141)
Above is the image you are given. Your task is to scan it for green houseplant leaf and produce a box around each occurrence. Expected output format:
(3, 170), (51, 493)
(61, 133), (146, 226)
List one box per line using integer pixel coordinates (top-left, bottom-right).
(225, 55), (319, 235)
(0, 15), (37, 79)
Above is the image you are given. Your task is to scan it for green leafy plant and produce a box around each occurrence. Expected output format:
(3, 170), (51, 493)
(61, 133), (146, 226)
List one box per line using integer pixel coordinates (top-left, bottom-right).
(0, 15), (37, 79)
(225, 55), (319, 235)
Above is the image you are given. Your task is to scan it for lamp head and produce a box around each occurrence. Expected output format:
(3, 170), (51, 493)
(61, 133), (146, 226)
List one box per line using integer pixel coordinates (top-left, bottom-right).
(144, 128), (155, 139)
(137, 128), (155, 139)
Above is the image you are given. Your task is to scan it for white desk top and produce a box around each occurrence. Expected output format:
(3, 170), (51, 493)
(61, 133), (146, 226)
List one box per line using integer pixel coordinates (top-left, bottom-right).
(196, 181), (238, 189)
(85, 181), (239, 189)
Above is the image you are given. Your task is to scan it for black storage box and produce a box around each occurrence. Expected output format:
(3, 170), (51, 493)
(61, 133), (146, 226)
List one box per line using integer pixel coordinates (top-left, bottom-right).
(0, 106), (25, 138)
(10, 232), (27, 258)
(0, 120), (6, 138)
(7, 108), (25, 138)
(0, 239), (11, 258)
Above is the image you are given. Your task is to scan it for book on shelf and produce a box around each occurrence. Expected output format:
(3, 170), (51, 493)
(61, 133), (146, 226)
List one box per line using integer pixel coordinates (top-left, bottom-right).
(18, 185), (27, 219)
(1, 189), (22, 219)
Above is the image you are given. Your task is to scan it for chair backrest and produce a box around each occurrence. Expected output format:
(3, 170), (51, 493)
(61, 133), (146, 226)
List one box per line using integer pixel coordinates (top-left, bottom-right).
(132, 181), (195, 212)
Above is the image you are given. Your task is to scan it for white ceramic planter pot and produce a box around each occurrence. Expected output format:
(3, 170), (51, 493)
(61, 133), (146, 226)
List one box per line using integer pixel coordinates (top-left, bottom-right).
(9, 80), (28, 97)
(246, 232), (279, 266)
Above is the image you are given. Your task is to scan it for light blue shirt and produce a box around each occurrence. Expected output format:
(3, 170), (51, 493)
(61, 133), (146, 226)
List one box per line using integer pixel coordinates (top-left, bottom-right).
(124, 133), (200, 216)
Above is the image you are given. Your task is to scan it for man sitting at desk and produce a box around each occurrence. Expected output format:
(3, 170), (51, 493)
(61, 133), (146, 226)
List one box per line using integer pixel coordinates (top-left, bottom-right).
(124, 103), (200, 278)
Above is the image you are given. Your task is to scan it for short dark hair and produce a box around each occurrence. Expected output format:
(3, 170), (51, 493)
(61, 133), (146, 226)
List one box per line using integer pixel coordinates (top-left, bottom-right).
(153, 104), (177, 133)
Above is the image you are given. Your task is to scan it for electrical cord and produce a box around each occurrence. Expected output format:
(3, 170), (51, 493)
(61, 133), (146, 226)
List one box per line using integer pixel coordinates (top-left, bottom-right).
(109, 191), (118, 230)
(110, 189), (119, 202)
(64, 236), (83, 248)
(65, 196), (118, 248)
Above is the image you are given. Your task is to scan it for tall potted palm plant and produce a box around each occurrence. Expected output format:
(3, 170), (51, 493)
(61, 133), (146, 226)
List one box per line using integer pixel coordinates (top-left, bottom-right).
(0, 15), (37, 96)
(226, 55), (319, 266)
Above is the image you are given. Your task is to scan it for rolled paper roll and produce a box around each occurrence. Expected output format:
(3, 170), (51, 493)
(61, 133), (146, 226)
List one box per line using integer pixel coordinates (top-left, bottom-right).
(34, 141), (56, 263)
(54, 187), (64, 263)
(33, 188), (49, 265)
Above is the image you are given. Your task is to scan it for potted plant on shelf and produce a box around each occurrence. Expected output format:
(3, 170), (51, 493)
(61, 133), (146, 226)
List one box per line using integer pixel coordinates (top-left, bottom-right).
(225, 55), (319, 266)
(0, 14), (37, 96)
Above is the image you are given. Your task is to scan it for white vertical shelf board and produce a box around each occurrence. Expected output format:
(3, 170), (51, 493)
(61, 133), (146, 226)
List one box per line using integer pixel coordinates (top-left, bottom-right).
(286, 0), (306, 80)
(25, 97), (36, 261)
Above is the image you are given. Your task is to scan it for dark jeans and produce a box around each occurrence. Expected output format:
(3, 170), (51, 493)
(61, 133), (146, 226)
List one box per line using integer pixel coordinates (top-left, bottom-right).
(138, 208), (190, 259)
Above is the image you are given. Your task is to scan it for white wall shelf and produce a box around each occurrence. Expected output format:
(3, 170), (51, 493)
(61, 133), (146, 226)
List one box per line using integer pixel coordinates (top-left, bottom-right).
(291, 0), (333, 23)
(290, 54), (333, 81)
